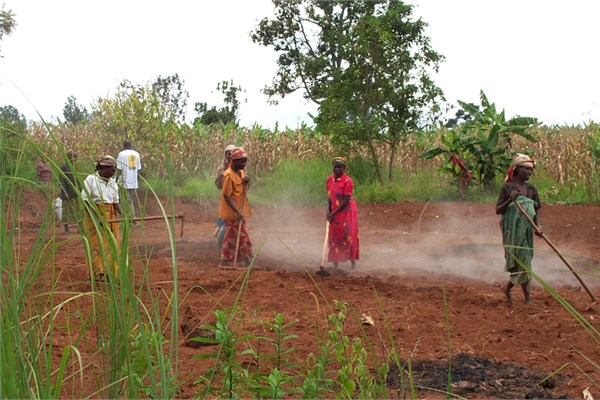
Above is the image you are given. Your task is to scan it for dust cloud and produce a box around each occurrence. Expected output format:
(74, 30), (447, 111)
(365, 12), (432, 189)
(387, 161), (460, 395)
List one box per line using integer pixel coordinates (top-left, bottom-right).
(250, 202), (599, 289)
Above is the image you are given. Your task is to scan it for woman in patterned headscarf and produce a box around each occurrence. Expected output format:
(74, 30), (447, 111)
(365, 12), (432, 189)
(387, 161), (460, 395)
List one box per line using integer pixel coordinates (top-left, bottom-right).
(218, 147), (253, 268)
(326, 157), (359, 270)
(81, 155), (122, 280)
(496, 153), (543, 305)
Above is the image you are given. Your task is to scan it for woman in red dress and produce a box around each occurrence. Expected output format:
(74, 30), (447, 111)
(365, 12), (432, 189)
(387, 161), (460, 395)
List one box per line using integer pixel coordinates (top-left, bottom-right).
(326, 157), (359, 270)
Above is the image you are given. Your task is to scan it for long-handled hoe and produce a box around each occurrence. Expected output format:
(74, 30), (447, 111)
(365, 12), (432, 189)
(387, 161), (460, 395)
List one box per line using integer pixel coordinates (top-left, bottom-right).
(108, 214), (185, 237)
(512, 199), (597, 305)
(316, 221), (331, 277)
(232, 182), (249, 269)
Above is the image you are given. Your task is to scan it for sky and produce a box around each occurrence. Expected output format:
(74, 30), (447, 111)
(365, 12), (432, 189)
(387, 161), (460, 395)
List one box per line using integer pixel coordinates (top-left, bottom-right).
(1, 0), (599, 129)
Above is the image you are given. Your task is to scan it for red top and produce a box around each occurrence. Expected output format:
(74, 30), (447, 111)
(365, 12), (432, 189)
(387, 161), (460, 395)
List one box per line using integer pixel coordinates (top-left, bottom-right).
(326, 172), (357, 217)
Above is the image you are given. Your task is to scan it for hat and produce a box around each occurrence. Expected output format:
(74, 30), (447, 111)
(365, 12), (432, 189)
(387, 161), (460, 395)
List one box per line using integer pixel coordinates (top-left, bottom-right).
(224, 144), (237, 153)
(332, 156), (347, 166)
(96, 155), (117, 168)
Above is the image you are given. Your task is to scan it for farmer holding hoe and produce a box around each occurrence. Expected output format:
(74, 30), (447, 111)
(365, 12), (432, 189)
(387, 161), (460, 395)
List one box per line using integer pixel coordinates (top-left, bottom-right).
(218, 147), (253, 268)
(326, 156), (359, 271)
(496, 153), (543, 305)
(81, 155), (122, 281)
(213, 144), (237, 250)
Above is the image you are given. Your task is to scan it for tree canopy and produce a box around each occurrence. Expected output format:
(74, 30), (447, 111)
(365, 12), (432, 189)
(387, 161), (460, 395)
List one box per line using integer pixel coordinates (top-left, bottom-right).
(152, 73), (189, 124)
(194, 80), (244, 127)
(252, 0), (445, 182)
(0, 105), (26, 176)
(63, 96), (90, 125)
(0, 6), (16, 55)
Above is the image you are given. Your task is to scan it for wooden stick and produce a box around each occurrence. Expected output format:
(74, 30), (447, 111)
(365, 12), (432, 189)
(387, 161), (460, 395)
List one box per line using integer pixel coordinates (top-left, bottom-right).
(320, 221), (329, 268)
(232, 184), (248, 268)
(512, 199), (597, 302)
(107, 214), (185, 237)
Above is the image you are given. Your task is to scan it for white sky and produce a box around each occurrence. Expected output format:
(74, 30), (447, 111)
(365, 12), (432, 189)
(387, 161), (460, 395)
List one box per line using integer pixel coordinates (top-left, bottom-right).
(1, 0), (599, 129)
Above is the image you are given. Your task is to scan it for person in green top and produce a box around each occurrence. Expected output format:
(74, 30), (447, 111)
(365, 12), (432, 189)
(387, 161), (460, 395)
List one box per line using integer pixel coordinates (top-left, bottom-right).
(496, 153), (544, 306)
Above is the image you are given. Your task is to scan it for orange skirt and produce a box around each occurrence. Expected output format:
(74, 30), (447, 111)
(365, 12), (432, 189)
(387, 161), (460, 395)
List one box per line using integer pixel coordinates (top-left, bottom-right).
(85, 203), (121, 278)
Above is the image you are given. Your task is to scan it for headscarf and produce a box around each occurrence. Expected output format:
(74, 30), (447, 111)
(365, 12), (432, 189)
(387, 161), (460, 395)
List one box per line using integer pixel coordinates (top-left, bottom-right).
(229, 148), (248, 167)
(230, 147), (247, 160)
(505, 153), (535, 182)
(96, 155), (117, 169)
(332, 156), (347, 166)
(223, 144), (237, 165)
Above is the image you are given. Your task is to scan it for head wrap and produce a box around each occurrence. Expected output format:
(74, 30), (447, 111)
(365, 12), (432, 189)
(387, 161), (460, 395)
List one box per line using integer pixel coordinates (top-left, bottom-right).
(224, 144), (237, 153)
(332, 156), (347, 166)
(96, 155), (117, 169)
(230, 147), (248, 161)
(67, 150), (78, 160)
(505, 153), (535, 182)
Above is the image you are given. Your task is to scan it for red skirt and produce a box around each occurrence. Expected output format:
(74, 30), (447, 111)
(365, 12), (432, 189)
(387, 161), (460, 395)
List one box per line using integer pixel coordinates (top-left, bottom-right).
(328, 209), (359, 262)
(221, 219), (253, 263)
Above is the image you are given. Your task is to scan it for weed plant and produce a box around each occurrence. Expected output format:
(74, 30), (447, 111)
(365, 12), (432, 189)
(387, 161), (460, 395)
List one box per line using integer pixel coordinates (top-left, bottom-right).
(0, 130), (180, 398)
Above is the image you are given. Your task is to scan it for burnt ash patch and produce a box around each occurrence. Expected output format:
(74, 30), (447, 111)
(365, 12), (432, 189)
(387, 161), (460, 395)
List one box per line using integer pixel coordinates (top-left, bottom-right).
(387, 353), (569, 399)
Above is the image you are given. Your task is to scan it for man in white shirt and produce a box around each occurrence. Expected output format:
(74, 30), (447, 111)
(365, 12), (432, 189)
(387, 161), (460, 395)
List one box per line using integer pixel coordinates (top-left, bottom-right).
(116, 139), (142, 217)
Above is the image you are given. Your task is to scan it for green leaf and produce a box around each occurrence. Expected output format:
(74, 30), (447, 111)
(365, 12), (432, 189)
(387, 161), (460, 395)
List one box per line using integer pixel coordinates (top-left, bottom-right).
(190, 337), (220, 345)
(488, 125), (499, 148)
(420, 147), (446, 159)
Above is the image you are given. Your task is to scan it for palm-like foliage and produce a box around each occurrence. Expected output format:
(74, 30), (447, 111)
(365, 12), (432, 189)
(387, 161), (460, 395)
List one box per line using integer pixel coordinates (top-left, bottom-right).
(422, 90), (539, 190)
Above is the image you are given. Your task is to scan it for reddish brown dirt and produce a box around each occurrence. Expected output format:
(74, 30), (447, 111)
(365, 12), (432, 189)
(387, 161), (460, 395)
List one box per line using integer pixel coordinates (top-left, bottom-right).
(19, 190), (600, 398)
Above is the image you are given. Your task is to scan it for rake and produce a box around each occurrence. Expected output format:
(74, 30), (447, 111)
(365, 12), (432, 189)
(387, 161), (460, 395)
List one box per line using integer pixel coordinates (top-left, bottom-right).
(512, 199), (597, 303)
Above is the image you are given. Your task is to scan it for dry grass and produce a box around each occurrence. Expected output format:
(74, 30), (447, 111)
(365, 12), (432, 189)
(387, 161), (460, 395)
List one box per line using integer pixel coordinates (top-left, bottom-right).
(28, 122), (598, 191)
(528, 126), (599, 196)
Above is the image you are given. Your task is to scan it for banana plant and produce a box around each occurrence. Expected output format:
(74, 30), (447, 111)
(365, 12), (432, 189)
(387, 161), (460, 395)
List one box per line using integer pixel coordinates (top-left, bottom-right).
(421, 126), (477, 197)
(458, 90), (538, 150)
(423, 91), (539, 191)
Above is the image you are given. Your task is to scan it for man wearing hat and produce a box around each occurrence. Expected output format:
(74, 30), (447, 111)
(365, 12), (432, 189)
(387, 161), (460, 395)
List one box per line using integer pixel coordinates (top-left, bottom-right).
(218, 147), (253, 268)
(81, 155), (122, 280)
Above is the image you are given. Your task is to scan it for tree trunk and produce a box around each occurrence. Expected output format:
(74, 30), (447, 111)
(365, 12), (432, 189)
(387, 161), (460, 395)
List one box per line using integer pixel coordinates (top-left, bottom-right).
(367, 138), (383, 184)
(387, 130), (400, 182)
(388, 141), (397, 182)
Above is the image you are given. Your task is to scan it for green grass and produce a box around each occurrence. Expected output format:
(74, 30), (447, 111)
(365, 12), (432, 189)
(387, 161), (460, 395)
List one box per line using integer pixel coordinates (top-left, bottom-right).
(250, 158), (328, 205)
(143, 157), (596, 207)
(0, 129), (180, 398)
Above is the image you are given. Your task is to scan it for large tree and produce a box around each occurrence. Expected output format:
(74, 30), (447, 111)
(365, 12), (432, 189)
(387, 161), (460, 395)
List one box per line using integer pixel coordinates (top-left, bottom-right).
(252, 0), (444, 182)
(91, 80), (163, 144)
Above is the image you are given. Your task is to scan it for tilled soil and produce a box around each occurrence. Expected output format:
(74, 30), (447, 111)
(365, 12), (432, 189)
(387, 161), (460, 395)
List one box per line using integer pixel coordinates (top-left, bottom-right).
(17, 189), (600, 399)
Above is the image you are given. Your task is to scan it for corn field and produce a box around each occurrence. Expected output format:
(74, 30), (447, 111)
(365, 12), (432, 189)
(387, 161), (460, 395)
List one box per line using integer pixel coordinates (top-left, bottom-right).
(27, 121), (600, 193)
